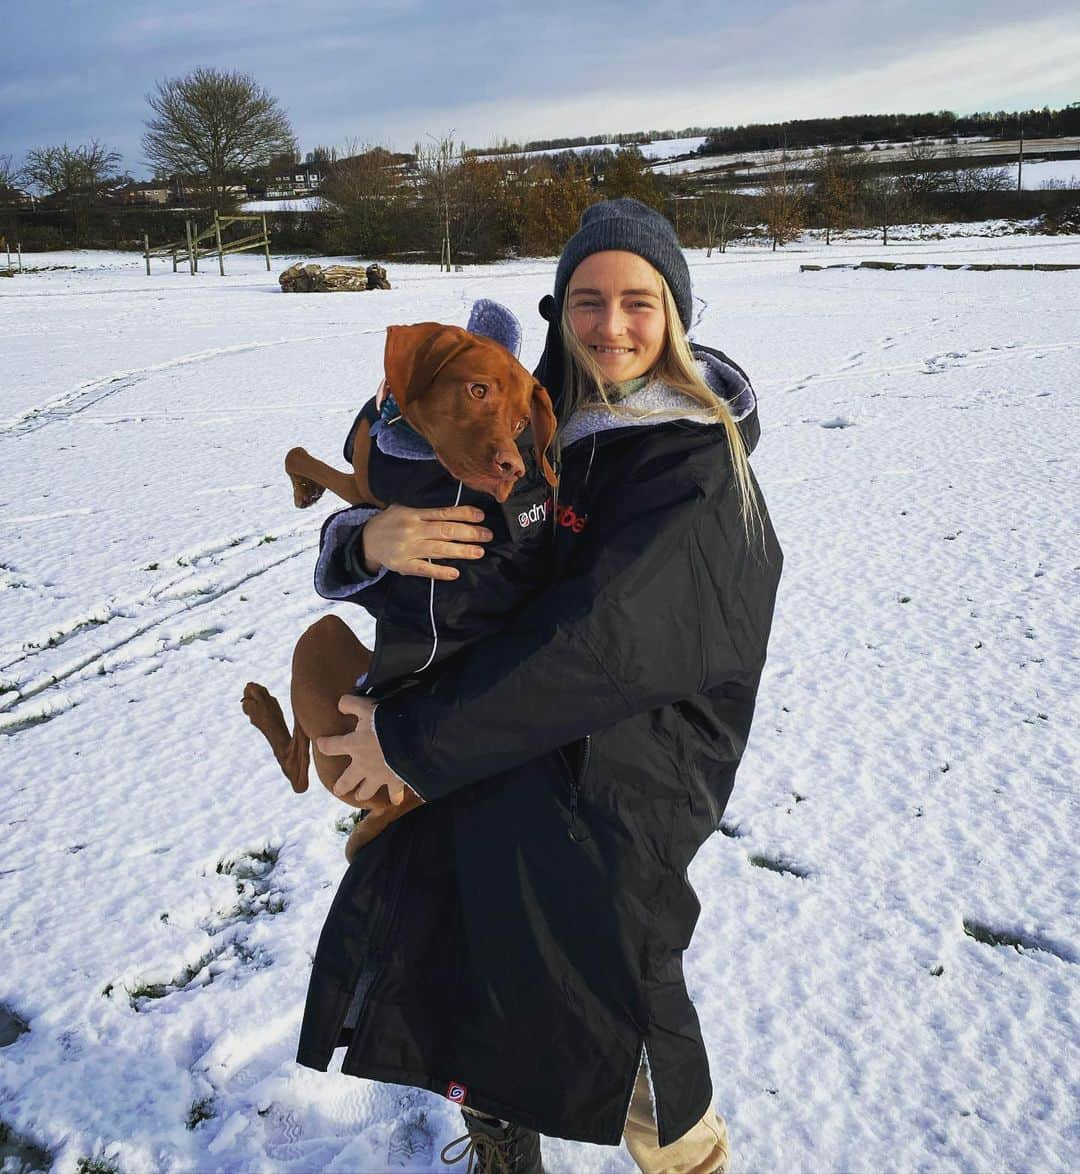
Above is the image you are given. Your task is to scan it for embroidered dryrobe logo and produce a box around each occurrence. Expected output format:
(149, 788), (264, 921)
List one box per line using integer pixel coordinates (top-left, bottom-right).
(446, 1081), (468, 1103)
(517, 498), (550, 530)
(556, 503), (588, 534)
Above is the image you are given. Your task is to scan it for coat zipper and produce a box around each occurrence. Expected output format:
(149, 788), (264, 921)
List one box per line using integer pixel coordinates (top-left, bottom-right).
(341, 828), (417, 1056)
(565, 734), (592, 843)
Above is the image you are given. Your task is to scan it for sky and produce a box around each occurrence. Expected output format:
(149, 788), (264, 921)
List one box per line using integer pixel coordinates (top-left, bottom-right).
(3, 0), (1079, 177)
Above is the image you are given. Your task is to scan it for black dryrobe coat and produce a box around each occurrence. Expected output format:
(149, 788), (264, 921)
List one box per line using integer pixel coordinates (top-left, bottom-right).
(296, 342), (783, 1147)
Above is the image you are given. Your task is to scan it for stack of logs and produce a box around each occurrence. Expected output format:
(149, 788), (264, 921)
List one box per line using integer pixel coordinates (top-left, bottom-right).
(279, 263), (392, 293)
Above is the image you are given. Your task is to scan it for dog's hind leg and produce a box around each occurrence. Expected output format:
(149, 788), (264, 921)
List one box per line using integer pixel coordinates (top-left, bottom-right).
(242, 682), (312, 793)
(289, 614), (373, 797)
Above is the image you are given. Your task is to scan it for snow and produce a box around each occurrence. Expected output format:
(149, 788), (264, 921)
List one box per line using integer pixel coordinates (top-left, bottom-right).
(239, 197), (325, 213)
(1016, 158), (1080, 190)
(1, 229), (1079, 1172)
(475, 136), (707, 163)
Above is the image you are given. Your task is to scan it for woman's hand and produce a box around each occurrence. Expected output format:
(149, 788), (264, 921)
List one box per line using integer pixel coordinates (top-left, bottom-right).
(361, 504), (493, 582)
(316, 694), (423, 809)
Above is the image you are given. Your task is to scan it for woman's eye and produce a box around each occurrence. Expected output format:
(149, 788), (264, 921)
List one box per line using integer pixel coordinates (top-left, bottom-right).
(468, 383), (488, 400)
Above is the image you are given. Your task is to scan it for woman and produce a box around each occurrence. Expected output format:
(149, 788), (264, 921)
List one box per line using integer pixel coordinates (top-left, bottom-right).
(300, 198), (783, 1173)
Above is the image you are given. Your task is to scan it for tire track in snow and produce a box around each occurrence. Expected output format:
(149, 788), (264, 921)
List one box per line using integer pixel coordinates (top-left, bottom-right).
(0, 330), (381, 438)
(0, 526), (319, 733)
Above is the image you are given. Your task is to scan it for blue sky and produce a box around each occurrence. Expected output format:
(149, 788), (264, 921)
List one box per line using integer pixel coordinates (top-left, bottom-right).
(3, 0), (1079, 175)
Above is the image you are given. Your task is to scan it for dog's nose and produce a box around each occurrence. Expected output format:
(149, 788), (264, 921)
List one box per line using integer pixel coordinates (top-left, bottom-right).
(494, 449), (525, 481)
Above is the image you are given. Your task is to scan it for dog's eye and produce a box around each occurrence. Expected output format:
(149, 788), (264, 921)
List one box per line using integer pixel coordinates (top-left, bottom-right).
(514, 417), (528, 435)
(467, 383), (488, 400)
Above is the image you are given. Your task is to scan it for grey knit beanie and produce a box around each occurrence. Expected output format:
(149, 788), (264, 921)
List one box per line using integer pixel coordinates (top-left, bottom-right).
(553, 197), (693, 330)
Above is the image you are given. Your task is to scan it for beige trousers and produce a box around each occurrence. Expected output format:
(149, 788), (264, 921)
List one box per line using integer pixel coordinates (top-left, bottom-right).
(622, 1058), (730, 1174)
(463, 1058), (730, 1173)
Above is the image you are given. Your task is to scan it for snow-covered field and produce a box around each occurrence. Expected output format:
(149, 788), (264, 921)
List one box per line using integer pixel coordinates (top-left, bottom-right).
(1, 227), (1078, 1173)
(1019, 158), (1080, 190)
(239, 197), (325, 214)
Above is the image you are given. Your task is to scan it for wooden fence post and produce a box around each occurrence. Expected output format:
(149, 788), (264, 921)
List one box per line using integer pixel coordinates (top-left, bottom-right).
(214, 211), (225, 276)
(262, 214), (270, 271)
(184, 219), (196, 275)
(144, 233), (151, 276)
(16, 243), (22, 272)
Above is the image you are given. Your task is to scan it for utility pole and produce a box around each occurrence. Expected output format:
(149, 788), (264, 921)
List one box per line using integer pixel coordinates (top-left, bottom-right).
(1016, 123), (1024, 194)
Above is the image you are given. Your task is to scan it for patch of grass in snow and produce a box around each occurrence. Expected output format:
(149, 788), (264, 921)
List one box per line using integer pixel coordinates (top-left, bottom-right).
(335, 811), (364, 835)
(748, 853), (811, 879)
(126, 939), (273, 1010)
(257, 534), (278, 545)
(75, 1157), (119, 1174)
(216, 845), (279, 879)
(205, 845), (287, 929)
(0, 1118), (52, 1171)
(185, 1097), (216, 1130)
(0, 1004), (30, 1047)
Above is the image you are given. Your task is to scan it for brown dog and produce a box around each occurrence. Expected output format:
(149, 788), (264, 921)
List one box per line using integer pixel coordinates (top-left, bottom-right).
(243, 323), (556, 860)
(283, 322), (557, 509)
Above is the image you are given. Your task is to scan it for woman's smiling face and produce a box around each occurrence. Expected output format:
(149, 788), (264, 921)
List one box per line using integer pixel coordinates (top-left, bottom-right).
(566, 250), (667, 383)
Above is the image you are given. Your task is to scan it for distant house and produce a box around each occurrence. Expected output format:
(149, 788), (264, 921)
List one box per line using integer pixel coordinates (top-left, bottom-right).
(114, 180), (171, 206)
(0, 184), (33, 208)
(265, 160), (323, 200)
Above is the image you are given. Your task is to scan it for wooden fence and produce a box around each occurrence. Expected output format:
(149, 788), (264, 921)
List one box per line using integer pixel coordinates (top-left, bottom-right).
(144, 212), (271, 276)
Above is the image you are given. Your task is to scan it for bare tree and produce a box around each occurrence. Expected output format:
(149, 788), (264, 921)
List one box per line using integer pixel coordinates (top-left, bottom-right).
(414, 133), (458, 270)
(899, 140), (948, 199)
(809, 147), (869, 244)
(697, 190), (745, 255)
(20, 140), (124, 246)
(320, 142), (407, 257)
(865, 173), (914, 246)
(142, 67), (296, 208)
(948, 164), (1013, 193)
(20, 140), (122, 196)
(759, 156), (806, 251)
(0, 153), (20, 190)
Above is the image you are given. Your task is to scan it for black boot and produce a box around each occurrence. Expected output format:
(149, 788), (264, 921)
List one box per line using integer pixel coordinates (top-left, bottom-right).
(440, 1110), (543, 1174)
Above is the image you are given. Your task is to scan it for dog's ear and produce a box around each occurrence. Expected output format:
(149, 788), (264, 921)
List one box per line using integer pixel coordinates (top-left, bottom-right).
(384, 324), (466, 411)
(529, 381), (558, 488)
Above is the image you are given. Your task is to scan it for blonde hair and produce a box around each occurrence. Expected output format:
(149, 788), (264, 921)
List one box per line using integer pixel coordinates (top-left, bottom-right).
(559, 275), (763, 537)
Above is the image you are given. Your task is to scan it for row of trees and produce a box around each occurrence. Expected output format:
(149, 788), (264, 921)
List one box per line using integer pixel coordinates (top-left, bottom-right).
(459, 101), (1080, 161)
(697, 102), (1080, 156)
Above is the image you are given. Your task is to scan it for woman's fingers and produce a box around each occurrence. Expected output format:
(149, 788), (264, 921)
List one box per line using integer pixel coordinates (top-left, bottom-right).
(362, 504), (492, 576)
(404, 560), (460, 582)
(423, 542), (487, 561)
(419, 505), (487, 523)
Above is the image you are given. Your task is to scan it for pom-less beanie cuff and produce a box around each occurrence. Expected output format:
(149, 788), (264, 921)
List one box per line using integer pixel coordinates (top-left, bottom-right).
(553, 197), (693, 330)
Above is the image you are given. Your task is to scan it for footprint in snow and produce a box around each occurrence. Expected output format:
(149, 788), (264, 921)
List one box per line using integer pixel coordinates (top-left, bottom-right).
(748, 853), (811, 879)
(962, 918), (1076, 963)
(0, 1004), (30, 1047)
